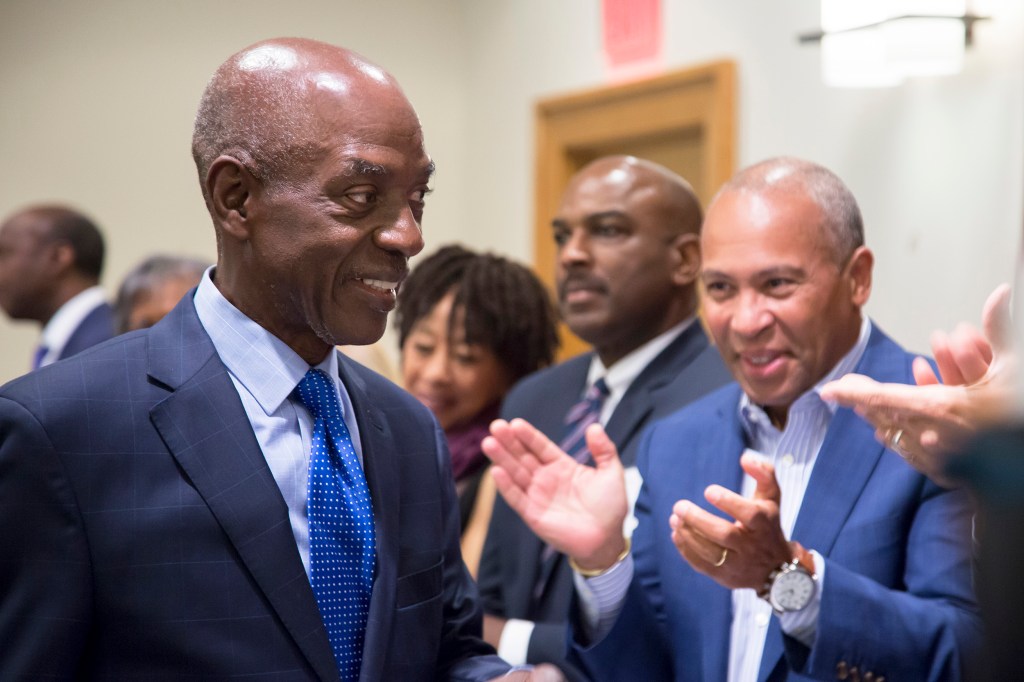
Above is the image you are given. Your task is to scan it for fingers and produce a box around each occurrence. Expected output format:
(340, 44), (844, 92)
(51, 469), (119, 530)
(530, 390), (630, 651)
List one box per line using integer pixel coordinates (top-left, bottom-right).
(507, 418), (575, 465)
(982, 282), (1013, 359)
(703, 484), (782, 534)
(819, 373), (881, 406)
(490, 465), (530, 518)
(530, 663), (569, 682)
(740, 454), (779, 503)
(671, 500), (737, 550)
(937, 323), (995, 385)
(821, 374), (925, 424)
(584, 423), (622, 471)
(671, 512), (729, 568)
(482, 420), (539, 491)
(912, 356), (940, 387)
(671, 495), (790, 591)
(927, 284), (1011, 387)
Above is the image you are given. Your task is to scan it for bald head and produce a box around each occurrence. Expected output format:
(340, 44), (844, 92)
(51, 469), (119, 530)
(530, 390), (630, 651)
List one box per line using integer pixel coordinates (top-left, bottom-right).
(552, 155), (704, 365)
(191, 37), (431, 362)
(191, 38), (415, 205)
(564, 155), (703, 238)
(712, 156), (864, 264)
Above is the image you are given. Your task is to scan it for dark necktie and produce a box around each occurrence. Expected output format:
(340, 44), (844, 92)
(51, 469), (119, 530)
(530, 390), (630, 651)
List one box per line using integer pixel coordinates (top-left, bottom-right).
(559, 377), (610, 463)
(294, 369), (376, 682)
(537, 378), (610, 572)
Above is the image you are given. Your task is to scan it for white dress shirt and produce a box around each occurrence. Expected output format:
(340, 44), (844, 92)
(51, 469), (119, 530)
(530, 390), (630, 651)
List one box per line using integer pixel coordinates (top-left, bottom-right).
(577, 318), (872, 682)
(193, 268), (364, 576)
(498, 317), (696, 665)
(37, 285), (108, 367)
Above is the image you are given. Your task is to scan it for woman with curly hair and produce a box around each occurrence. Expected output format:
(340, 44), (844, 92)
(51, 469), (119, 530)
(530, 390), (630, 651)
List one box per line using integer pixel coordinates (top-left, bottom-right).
(396, 244), (559, 575)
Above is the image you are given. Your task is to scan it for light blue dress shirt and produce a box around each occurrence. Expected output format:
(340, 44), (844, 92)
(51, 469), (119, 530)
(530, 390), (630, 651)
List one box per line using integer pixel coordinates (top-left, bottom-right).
(193, 268), (364, 577)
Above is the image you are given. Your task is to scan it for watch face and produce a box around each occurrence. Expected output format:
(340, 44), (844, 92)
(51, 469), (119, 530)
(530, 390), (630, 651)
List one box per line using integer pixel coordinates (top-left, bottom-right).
(770, 569), (815, 612)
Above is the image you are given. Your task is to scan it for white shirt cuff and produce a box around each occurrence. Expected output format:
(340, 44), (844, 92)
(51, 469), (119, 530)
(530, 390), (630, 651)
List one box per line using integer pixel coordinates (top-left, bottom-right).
(497, 618), (535, 666)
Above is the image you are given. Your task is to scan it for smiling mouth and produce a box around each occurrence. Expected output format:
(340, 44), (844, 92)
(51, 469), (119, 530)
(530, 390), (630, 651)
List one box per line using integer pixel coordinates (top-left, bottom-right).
(358, 278), (399, 293)
(743, 352), (780, 367)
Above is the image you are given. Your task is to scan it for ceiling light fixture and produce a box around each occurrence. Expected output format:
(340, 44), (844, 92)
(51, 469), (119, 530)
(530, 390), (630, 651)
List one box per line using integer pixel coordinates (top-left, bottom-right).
(799, 0), (990, 87)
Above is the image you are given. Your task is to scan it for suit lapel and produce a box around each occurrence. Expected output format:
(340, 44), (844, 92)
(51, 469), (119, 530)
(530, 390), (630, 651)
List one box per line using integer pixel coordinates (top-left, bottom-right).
(757, 327), (909, 682)
(335, 355), (398, 682)
(690, 389), (746, 680)
(604, 323), (711, 456)
(147, 300), (338, 682)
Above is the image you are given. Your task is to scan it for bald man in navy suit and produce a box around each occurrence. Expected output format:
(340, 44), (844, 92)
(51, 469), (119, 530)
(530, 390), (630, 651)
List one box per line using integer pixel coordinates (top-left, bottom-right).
(0, 38), (559, 681)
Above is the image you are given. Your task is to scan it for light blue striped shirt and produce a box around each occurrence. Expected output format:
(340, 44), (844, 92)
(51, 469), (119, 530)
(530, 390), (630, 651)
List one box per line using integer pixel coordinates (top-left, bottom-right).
(578, 317), (872, 682)
(193, 268), (365, 577)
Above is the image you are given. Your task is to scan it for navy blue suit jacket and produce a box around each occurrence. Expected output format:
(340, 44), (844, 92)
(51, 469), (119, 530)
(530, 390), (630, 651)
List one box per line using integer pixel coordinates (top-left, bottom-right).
(478, 323), (731, 679)
(0, 295), (508, 681)
(57, 300), (115, 360)
(572, 326), (981, 681)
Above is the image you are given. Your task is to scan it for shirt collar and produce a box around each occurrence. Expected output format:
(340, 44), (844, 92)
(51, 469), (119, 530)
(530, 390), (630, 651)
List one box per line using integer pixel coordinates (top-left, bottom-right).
(193, 267), (340, 417)
(586, 316), (696, 396)
(740, 316), (872, 433)
(41, 285), (108, 351)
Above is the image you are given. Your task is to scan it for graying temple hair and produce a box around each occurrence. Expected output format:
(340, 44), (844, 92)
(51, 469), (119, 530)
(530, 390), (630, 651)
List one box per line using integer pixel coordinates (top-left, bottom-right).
(714, 157), (865, 263)
(190, 57), (320, 205)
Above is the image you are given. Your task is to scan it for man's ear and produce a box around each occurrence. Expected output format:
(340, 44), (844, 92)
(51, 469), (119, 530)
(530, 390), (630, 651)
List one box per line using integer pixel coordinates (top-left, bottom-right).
(845, 246), (873, 307)
(207, 155), (257, 240)
(670, 233), (702, 287)
(46, 239), (75, 275)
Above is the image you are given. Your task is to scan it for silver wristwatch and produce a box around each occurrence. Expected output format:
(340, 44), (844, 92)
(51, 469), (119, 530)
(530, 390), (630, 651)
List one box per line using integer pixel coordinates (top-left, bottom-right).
(761, 554), (816, 614)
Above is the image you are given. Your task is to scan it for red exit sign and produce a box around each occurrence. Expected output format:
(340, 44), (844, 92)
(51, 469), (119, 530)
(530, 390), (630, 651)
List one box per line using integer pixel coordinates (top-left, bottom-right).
(603, 0), (662, 72)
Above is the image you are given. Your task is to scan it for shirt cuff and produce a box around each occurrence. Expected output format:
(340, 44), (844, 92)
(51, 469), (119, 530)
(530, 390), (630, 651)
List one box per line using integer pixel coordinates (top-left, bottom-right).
(779, 549), (826, 647)
(497, 618), (535, 666)
(573, 553), (634, 642)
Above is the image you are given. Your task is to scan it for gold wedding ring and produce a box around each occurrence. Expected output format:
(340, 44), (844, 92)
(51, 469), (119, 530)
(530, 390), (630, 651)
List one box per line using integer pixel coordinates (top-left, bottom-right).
(713, 548), (729, 567)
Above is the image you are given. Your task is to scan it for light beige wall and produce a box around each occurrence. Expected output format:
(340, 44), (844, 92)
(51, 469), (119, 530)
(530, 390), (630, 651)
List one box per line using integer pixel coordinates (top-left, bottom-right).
(0, 0), (470, 383)
(2, 1), (1022, 384)
(460, 0), (1024, 355)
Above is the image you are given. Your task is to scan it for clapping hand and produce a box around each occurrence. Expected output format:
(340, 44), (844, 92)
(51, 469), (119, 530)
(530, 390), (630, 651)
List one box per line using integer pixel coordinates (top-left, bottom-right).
(482, 418), (629, 571)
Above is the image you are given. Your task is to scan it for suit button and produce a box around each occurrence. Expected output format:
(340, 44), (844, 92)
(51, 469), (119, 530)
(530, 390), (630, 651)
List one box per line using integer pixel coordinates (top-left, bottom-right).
(836, 661), (849, 679)
(864, 673), (874, 682)
(849, 667), (861, 682)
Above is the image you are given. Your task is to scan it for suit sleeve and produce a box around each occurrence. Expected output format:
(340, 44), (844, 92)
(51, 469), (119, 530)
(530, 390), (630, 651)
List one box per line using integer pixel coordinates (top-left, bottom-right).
(0, 396), (92, 677)
(431, 424), (513, 682)
(786, 481), (982, 681)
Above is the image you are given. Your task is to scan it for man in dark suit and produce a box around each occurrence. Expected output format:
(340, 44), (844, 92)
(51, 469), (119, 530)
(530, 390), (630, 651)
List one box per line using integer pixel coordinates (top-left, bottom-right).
(0, 204), (114, 368)
(484, 158), (980, 680)
(478, 156), (732, 679)
(0, 38), (557, 681)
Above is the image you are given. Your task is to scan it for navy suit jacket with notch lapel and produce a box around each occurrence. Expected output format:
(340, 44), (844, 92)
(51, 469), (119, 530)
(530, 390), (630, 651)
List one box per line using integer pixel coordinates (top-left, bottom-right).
(570, 325), (982, 682)
(0, 293), (508, 681)
(477, 322), (732, 679)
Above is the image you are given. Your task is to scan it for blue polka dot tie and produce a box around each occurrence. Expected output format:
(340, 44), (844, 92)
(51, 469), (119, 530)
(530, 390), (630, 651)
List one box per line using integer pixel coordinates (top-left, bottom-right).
(294, 369), (376, 681)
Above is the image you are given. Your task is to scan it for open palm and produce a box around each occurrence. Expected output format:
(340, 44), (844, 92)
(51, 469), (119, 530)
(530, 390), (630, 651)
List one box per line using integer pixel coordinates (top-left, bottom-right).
(483, 418), (628, 565)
